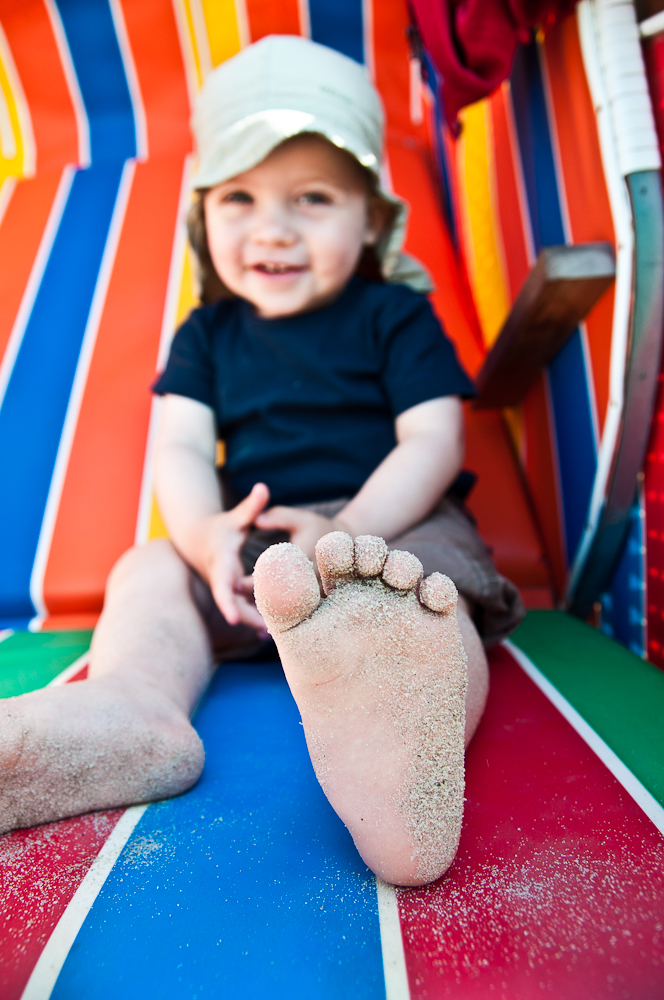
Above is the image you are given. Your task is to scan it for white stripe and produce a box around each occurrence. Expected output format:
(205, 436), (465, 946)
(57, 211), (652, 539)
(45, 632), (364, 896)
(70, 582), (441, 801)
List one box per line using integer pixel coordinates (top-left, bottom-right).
(0, 174), (16, 228)
(362, 0), (375, 81)
(297, 0), (312, 39)
(108, 0), (149, 161)
(504, 639), (664, 837)
(0, 165), (75, 407)
(0, 21), (36, 176)
(28, 160), (136, 626)
(640, 10), (664, 36)
(234, 0), (250, 49)
(134, 154), (194, 545)
(0, 78), (17, 159)
(376, 879), (410, 1000)
(187, 0), (213, 78)
(20, 804), (148, 1000)
(42, 0), (91, 169)
(46, 652), (90, 686)
(170, 0), (200, 106)
(0, 628), (14, 643)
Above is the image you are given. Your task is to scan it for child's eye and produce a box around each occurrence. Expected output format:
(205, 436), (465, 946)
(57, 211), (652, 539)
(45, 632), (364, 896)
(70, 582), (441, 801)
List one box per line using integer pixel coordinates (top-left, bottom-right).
(222, 190), (253, 204)
(299, 191), (332, 205)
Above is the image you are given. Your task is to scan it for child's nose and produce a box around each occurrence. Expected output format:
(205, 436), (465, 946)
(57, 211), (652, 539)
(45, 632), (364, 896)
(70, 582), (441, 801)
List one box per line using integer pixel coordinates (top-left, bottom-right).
(251, 204), (298, 246)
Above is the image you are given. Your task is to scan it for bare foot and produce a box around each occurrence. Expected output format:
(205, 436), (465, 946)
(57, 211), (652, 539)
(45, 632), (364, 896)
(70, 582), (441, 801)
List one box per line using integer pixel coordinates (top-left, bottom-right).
(254, 531), (468, 887)
(0, 676), (204, 834)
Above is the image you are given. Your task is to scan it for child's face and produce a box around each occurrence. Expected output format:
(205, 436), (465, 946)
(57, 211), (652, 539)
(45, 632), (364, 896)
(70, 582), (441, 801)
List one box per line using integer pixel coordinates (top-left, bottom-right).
(203, 134), (384, 318)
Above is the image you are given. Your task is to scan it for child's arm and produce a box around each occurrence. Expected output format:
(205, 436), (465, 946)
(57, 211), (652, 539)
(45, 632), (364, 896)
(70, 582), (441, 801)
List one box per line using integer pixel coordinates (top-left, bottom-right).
(255, 395), (464, 556)
(154, 393), (269, 630)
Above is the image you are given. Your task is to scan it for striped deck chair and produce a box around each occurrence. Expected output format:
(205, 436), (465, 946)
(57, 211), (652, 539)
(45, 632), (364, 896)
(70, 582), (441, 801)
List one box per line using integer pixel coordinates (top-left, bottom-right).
(1, 1), (663, 997)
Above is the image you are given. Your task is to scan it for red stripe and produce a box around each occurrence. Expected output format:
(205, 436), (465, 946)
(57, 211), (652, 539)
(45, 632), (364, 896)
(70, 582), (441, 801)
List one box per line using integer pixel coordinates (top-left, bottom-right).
(42, 0), (191, 622)
(0, 0), (80, 366)
(0, 173), (61, 365)
(0, 0), (80, 171)
(398, 645), (664, 997)
(0, 809), (125, 999)
(245, 0), (301, 42)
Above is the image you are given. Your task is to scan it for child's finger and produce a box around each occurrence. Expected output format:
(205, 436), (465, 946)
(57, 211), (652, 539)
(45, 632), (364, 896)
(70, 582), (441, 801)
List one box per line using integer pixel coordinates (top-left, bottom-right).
(235, 594), (268, 633)
(233, 575), (255, 596)
(254, 505), (306, 531)
(230, 483), (270, 529)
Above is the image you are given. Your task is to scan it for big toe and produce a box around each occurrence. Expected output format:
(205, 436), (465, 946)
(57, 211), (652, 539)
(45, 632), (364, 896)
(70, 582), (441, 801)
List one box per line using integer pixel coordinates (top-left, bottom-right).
(254, 543), (321, 633)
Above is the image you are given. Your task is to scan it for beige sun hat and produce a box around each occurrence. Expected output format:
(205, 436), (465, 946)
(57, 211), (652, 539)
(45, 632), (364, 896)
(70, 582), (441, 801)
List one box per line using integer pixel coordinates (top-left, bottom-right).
(191, 34), (433, 293)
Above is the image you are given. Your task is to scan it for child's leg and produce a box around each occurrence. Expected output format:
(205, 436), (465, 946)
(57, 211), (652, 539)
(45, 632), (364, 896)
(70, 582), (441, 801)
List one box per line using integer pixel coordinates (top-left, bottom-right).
(0, 540), (236, 834)
(254, 532), (489, 888)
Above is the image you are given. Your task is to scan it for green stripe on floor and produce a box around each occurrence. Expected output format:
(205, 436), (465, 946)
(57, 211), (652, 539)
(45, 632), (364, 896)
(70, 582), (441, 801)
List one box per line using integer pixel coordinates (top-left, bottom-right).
(511, 610), (664, 806)
(0, 630), (92, 698)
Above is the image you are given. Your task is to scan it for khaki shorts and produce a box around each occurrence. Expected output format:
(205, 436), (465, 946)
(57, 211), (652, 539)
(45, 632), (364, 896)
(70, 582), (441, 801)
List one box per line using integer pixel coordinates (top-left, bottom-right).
(191, 497), (525, 655)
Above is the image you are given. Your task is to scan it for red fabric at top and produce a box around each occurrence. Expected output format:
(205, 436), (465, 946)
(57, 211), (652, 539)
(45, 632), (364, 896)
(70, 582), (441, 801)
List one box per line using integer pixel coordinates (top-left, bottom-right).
(410, 0), (577, 125)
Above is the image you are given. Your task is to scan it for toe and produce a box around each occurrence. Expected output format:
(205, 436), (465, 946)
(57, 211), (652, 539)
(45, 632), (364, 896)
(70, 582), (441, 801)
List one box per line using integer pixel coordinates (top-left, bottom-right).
(419, 572), (458, 614)
(254, 543), (320, 632)
(382, 550), (423, 591)
(315, 531), (355, 594)
(354, 535), (388, 577)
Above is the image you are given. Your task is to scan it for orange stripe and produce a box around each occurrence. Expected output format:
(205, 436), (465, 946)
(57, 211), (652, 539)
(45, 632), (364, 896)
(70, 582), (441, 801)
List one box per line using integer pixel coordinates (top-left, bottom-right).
(42, 0), (191, 621)
(245, 0), (300, 42)
(464, 406), (553, 602)
(542, 16), (614, 435)
(0, 173), (60, 363)
(0, 0), (79, 171)
(0, 0), (79, 363)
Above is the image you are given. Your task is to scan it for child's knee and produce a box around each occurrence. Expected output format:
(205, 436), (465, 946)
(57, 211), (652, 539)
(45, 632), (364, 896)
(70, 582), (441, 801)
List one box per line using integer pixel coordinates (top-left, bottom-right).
(107, 539), (187, 594)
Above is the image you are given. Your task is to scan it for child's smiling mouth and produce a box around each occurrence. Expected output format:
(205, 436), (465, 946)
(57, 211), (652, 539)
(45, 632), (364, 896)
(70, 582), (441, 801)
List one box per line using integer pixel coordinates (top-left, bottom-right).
(253, 262), (306, 276)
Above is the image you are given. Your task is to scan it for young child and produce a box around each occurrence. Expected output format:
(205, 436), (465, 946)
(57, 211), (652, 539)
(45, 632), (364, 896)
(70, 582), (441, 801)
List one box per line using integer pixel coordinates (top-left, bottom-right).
(0, 36), (523, 886)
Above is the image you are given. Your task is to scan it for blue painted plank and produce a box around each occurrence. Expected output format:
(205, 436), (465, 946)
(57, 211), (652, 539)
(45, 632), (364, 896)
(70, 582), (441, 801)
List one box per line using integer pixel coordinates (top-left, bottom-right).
(0, 165), (126, 624)
(509, 39), (597, 565)
(547, 334), (597, 561)
(56, 0), (136, 162)
(309, 0), (364, 65)
(53, 662), (386, 999)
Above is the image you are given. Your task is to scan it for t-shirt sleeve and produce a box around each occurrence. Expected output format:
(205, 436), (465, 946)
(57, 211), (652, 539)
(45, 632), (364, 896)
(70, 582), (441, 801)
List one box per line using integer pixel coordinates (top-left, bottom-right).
(151, 308), (215, 407)
(378, 289), (475, 416)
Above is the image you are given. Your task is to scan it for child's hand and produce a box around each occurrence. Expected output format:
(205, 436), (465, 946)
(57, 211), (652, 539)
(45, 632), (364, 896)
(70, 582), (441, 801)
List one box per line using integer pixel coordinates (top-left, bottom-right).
(199, 483), (271, 632)
(254, 505), (339, 561)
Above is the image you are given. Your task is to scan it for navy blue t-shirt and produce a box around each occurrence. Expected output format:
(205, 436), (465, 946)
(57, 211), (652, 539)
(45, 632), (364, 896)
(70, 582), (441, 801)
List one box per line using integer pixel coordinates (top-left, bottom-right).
(153, 276), (474, 505)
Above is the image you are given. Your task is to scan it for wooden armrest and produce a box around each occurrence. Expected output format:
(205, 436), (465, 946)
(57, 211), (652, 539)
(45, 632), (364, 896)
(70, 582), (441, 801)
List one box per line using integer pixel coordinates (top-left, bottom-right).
(474, 243), (615, 409)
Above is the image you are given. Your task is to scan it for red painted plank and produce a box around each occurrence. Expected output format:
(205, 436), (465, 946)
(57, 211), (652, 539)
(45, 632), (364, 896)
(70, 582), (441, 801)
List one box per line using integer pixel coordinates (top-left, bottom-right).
(398, 645), (664, 998)
(0, 809), (124, 999)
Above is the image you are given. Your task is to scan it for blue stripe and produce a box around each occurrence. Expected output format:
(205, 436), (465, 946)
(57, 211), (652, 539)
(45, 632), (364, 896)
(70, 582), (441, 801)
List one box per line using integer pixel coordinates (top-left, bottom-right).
(52, 662), (385, 998)
(0, 0), (136, 624)
(56, 0), (136, 162)
(600, 500), (646, 656)
(509, 39), (597, 564)
(0, 166), (125, 622)
(309, 0), (364, 64)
